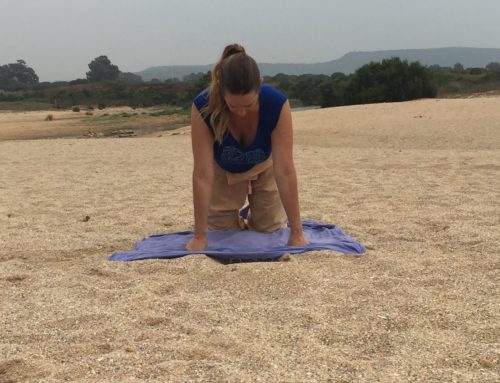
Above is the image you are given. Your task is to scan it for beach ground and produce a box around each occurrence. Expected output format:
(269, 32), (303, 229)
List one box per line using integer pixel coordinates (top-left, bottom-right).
(0, 97), (499, 382)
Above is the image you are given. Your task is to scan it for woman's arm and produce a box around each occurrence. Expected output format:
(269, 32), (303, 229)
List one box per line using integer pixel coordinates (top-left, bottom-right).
(271, 100), (308, 246)
(186, 104), (214, 251)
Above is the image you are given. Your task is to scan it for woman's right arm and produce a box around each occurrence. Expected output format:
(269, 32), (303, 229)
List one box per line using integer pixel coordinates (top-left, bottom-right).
(186, 104), (214, 251)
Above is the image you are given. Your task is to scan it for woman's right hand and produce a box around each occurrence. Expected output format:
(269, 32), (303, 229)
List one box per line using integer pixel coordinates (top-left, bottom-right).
(186, 235), (208, 251)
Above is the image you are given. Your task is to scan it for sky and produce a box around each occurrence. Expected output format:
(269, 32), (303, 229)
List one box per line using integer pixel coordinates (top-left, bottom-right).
(1, 0), (500, 81)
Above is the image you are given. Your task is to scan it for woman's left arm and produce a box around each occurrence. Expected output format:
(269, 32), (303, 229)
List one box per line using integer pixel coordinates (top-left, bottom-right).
(271, 100), (308, 246)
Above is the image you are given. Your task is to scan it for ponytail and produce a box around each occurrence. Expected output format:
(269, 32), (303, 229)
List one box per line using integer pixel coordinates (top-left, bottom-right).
(201, 44), (261, 144)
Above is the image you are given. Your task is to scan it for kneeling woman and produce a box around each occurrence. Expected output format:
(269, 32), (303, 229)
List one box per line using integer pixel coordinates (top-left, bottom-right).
(186, 44), (308, 251)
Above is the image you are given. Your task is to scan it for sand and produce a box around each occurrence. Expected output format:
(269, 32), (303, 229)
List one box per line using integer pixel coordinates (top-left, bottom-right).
(0, 107), (189, 141)
(0, 97), (499, 382)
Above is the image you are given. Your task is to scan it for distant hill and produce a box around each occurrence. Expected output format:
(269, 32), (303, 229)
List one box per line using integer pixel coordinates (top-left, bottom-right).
(135, 47), (500, 81)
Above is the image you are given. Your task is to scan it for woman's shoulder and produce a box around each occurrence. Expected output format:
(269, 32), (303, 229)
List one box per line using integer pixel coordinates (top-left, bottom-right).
(193, 88), (209, 111)
(260, 84), (286, 98)
(260, 84), (287, 109)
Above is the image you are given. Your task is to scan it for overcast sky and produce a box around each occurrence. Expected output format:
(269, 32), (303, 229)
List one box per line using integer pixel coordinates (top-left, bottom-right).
(1, 0), (500, 81)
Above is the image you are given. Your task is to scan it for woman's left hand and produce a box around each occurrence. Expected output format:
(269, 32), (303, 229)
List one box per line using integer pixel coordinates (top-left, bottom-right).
(287, 232), (308, 247)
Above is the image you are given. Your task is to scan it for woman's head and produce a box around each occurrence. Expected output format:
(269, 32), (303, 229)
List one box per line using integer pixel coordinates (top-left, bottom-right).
(202, 44), (262, 142)
(218, 44), (261, 96)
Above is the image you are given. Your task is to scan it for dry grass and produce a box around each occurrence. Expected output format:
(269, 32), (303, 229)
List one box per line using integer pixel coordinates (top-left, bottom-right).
(0, 106), (189, 141)
(0, 97), (499, 382)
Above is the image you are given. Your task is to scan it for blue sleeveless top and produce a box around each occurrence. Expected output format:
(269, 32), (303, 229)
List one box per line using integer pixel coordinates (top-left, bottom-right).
(193, 84), (287, 173)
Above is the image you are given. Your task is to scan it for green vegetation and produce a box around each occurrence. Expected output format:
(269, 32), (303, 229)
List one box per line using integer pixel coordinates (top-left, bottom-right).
(264, 58), (500, 107)
(86, 56), (120, 82)
(0, 101), (53, 111)
(0, 76), (210, 111)
(0, 60), (39, 90)
(344, 58), (436, 104)
(1, 56), (500, 112)
(429, 64), (500, 97)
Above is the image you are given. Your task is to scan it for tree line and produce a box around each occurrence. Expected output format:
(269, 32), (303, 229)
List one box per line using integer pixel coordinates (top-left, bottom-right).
(1, 55), (500, 111)
(267, 59), (500, 107)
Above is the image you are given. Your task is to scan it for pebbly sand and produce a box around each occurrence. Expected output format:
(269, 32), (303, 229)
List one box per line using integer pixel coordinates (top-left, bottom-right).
(0, 97), (499, 382)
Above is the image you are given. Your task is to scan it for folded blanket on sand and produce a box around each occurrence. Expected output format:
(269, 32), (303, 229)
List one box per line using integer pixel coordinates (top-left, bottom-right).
(108, 221), (365, 263)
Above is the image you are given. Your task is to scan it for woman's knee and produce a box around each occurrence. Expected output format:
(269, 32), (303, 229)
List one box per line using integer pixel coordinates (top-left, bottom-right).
(207, 210), (243, 231)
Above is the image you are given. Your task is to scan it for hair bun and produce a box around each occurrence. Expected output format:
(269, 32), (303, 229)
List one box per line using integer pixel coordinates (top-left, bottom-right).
(222, 44), (246, 59)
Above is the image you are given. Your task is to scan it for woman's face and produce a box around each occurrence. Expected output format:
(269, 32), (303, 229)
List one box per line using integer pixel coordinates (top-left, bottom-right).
(224, 91), (259, 117)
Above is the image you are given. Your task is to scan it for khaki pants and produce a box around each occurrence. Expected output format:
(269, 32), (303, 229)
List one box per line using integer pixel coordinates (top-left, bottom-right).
(207, 158), (287, 233)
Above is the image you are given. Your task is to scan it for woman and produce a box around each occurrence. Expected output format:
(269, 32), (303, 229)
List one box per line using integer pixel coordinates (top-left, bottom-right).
(186, 44), (308, 251)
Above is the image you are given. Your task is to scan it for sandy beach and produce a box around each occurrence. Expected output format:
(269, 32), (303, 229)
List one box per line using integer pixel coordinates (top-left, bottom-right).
(1, 97), (499, 382)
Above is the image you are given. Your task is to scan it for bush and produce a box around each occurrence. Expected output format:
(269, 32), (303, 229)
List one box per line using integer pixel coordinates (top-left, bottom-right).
(97, 103), (106, 110)
(85, 111), (93, 116)
(344, 57), (437, 104)
(72, 106), (80, 112)
(45, 114), (53, 121)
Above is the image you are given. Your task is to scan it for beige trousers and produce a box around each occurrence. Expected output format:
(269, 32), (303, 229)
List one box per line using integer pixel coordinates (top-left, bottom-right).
(207, 157), (288, 233)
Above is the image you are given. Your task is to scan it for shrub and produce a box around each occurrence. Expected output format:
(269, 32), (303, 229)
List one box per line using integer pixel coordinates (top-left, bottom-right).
(344, 57), (437, 104)
(85, 111), (93, 116)
(97, 103), (106, 110)
(72, 106), (80, 112)
(45, 114), (53, 121)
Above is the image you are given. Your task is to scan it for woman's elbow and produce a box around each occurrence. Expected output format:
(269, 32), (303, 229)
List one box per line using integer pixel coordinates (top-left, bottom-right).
(273, 163), (296, 179)
(193, 166), (214, 182)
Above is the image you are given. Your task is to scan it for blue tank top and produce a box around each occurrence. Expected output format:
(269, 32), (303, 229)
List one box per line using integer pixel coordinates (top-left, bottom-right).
(193, 84), (287, 173)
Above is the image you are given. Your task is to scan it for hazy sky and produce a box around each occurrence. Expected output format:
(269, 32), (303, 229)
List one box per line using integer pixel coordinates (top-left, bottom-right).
(1, 0), (500, 81)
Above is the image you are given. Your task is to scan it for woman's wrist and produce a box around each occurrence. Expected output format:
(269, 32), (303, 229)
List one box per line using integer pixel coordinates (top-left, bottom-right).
(193, 228), (207, 239)
(289, 224), (303, 236)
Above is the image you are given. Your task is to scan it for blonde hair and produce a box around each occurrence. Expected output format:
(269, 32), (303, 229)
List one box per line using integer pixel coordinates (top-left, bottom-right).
(201, 44), (261, 143)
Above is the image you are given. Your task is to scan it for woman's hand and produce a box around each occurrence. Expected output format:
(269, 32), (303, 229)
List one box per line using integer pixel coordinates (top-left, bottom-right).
(287, 232), (308, 247)
(186, 235), (208, 251)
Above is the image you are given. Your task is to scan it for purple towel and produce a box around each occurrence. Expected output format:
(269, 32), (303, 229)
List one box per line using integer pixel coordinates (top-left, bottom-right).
(109, 221), (365, 263)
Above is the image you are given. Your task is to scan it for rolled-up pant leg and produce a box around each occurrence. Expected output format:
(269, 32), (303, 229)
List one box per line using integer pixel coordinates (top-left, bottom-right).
(207, 162), (247, 231)
(247, 166), (288, 233)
